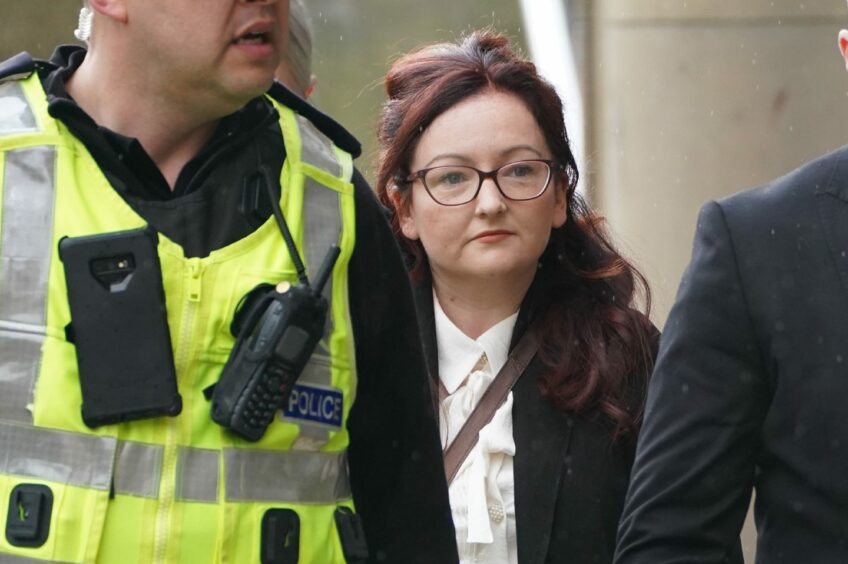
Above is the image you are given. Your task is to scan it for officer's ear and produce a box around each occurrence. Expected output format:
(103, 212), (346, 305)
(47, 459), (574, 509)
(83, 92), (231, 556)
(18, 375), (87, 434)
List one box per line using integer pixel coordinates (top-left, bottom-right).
(304, 75), (317, 100)
(88, 0), (128, 24)
(839, 29), (848, 71)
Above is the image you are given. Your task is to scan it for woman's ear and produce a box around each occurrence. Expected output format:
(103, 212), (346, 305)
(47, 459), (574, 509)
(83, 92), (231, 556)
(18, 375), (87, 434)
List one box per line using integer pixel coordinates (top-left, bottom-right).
(551, 176), (568, 229)
(391, 187), (420, 240)
(399, 214), (419, 241)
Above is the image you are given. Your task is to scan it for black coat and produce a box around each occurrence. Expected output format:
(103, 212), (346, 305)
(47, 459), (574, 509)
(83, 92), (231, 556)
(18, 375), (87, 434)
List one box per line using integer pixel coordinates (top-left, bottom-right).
(616, 145), (848, 564)
(414, 276), (652, 564)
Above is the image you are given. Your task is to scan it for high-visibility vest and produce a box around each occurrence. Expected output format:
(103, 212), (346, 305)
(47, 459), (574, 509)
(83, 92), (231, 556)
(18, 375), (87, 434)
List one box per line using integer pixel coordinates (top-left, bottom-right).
(0, 70), (359, 563)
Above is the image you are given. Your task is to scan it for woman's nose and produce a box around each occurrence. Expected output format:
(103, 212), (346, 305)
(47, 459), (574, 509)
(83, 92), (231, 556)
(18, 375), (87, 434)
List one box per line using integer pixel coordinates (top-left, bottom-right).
(474, 178), (507, 216)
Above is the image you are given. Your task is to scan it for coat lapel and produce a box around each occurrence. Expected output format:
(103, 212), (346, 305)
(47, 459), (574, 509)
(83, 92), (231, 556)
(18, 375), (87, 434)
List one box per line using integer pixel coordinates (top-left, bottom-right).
(513, 364), (572, 564)
(412, 278), (440, 414)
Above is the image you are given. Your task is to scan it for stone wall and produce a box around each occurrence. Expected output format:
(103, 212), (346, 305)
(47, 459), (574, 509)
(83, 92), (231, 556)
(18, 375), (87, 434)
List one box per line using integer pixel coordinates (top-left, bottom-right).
(592, 1), (848, 328)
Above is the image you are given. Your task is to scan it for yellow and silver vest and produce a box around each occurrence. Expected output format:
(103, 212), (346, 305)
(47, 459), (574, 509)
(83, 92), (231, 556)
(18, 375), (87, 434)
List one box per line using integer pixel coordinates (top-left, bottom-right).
(0, 72), (359, 563)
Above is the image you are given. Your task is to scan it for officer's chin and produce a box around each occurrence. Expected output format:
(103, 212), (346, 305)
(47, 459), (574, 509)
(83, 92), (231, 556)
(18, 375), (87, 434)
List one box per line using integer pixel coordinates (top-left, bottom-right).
(218, 76), (275, 111)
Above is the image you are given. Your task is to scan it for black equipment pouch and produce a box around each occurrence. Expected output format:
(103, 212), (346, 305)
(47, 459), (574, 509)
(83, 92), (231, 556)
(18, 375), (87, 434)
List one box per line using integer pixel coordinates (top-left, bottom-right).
(58, 227), (181, 427)
(261, 508), (300, 564)
(334, 507), (368, 564)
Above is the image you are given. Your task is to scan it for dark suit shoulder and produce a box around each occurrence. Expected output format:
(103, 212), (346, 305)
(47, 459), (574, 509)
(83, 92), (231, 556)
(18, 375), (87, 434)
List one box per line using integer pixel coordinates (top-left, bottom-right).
(691, 146), (848, 265)
(716, 144), (848, 226)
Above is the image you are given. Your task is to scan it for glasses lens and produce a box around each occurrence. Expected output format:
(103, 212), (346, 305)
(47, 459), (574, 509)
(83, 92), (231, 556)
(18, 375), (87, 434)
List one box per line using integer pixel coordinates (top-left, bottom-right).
(497, 161), (551, 200)
(423, 166), (478, 205)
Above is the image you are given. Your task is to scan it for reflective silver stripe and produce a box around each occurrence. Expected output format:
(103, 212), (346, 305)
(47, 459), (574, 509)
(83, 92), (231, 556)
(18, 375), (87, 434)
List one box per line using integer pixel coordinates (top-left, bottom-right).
(303, 175), (343, 288)
(296, 122), (346, 445)
(0, 423), (350, 504)
(224, 448), (350, 503)
(295, 115), (341, 177)
(297, 118), (345, 293)
(0, 421), (115, 490)
(0, 147), (57, 324)
(0, 147), (57, 422)
(0, 322), (43, 423)
(114, 440), (163, 498)
(303, 175), (341, 366)
(0, 81), (38, 134)
(0, 72), (36, 84)
(175, 446), (219, 503)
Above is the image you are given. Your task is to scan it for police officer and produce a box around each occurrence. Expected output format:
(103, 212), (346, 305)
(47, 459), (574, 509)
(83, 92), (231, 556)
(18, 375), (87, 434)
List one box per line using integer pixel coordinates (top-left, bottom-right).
(0, 1), (457, 562)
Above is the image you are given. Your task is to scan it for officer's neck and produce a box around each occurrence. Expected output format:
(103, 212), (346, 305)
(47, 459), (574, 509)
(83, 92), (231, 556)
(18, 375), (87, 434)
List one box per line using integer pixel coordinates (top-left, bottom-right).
(66, 49), (226, 190)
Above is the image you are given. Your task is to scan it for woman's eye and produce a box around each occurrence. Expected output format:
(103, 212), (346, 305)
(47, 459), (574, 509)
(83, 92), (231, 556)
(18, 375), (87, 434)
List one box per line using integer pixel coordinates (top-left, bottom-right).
(507, 164), (533, 177)
(437, 171), (468, 185)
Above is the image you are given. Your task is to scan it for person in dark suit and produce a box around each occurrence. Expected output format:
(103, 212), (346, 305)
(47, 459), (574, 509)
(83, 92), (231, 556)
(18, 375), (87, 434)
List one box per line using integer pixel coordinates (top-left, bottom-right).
(374, 30), (657, 564)
(614, 21), (848, 564)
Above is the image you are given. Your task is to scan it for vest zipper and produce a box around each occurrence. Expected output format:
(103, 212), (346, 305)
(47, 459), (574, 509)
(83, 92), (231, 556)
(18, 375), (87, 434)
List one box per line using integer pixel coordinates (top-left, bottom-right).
(153, 258), (203, 564)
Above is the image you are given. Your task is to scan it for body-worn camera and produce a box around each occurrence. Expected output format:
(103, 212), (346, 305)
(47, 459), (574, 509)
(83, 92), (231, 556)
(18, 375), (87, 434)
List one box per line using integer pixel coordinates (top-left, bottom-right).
(211, 246), (340, 441)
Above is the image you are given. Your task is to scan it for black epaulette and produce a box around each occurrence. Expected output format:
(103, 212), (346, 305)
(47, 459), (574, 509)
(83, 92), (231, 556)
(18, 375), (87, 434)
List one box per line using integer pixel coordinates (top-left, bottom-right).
(0, 51), (62, 83)
(0, 52), (37, 82)
(267, 81), (362, 159)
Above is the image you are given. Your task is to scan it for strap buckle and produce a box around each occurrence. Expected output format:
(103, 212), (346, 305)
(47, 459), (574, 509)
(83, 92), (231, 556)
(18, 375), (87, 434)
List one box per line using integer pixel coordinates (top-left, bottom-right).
(6, 483), (53, 548)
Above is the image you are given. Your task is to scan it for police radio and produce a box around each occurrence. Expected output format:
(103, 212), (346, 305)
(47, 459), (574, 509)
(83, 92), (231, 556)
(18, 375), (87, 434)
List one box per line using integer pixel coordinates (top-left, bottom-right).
(209, 166), (340, 441)
(210, 246), (339, 441)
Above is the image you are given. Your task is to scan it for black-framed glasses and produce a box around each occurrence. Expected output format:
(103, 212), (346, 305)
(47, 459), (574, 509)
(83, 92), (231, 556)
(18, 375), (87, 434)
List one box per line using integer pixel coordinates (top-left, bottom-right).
(405, 159), (563, 206)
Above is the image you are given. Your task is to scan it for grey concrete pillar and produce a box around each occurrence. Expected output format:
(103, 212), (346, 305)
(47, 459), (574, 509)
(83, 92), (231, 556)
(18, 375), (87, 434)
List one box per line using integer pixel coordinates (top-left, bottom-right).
(592, 1), (848, 325)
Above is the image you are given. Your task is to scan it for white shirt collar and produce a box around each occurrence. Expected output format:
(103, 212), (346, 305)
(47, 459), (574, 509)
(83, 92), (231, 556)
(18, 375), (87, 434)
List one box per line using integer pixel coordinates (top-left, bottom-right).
(434, 293), (519, 395)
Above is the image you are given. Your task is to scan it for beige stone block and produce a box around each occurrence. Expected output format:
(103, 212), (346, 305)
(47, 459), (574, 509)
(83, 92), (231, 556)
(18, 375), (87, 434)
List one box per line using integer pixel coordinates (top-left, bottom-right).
(593, 21), (848, 324)
(600, 0), (845, 21)
(0, 1), (79, 60)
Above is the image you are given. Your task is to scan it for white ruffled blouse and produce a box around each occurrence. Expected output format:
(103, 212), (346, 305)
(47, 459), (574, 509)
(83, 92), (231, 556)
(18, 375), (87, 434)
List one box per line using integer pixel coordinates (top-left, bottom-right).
(435, 295), (519, 564)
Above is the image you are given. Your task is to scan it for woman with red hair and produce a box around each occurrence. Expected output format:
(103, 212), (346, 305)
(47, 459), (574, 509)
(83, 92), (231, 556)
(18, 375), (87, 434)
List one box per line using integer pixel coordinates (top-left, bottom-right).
(376, 30), (658, 564)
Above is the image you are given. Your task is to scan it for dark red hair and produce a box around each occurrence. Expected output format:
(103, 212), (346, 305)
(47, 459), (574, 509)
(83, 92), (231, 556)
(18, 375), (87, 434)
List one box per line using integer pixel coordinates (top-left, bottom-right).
(376, 30), (655, 440)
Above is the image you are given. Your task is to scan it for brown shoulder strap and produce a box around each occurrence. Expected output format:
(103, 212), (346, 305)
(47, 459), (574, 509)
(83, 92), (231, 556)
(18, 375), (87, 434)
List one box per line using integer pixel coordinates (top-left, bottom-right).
(441, 329), (538, 485)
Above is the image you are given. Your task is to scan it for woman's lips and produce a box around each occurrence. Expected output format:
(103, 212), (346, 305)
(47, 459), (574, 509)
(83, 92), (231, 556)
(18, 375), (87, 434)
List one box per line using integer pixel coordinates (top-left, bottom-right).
(472, 230), (513, 243)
